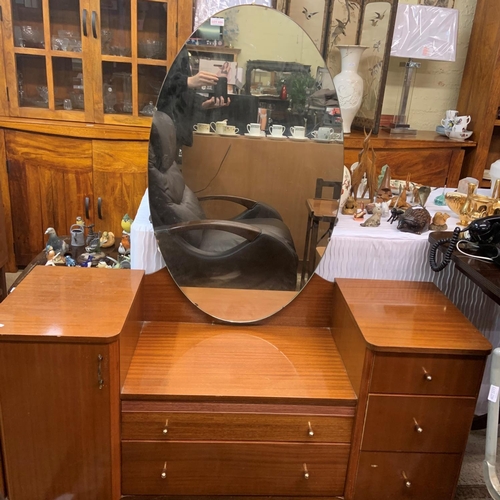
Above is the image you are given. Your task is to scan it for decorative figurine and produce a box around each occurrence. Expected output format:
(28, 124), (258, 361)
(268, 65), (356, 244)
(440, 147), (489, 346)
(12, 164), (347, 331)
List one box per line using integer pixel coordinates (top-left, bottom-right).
(376, 165), (393, 203)
(64, 255), (76, 267)
(397, 206), (432, 234)
(342, 195), (356, 215)
(429, 212), (450, 231)
(387, 207), (405, 224)
(79, 255), (94, 267)
(413, 185), (432, 207)
(353, 204), (366, 221)
(360, 205), (382, 227)
(100, 231), (115, 248)
(350, 129), (377, 201)
(121, 214), (133, 234)
(75, 216), (85, 227)
(44, 227), (69, 255)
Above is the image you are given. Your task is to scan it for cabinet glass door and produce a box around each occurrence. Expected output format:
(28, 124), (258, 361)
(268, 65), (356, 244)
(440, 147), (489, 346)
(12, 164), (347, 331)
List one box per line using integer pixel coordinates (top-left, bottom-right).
(94, 0), (174, 125)
(5, 0), (94, 121)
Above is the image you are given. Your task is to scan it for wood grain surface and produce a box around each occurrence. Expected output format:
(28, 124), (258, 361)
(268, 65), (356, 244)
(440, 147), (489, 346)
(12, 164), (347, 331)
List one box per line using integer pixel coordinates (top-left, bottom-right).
(334, 279), (492, 354)
(0, 266), (144, 341)
(122, 322), (355, 404)
(121, 441), (350, 497)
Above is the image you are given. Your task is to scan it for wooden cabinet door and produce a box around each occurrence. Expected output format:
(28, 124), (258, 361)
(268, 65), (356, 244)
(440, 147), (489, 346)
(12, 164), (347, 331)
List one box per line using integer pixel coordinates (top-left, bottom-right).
(92, 139), (148, 237)
(0, 341), (120, 500)
(6, 130), (93, 265)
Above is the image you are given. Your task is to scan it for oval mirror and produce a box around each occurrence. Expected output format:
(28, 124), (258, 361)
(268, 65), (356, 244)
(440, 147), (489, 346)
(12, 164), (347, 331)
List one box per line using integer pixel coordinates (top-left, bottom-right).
(148, 5), (344, 323)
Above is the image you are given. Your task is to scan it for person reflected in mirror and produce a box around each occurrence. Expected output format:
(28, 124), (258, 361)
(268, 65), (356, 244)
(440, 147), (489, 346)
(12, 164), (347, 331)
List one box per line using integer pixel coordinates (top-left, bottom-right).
(156, 46), (230, 151)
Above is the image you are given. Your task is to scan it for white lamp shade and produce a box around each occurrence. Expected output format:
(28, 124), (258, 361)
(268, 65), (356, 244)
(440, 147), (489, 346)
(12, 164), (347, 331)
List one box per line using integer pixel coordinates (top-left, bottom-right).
(391, 4), (459, 62)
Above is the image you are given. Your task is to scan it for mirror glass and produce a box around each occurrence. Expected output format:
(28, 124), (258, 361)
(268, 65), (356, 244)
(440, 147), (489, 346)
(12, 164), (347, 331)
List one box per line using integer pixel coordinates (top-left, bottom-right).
(148, 5), (344, 323)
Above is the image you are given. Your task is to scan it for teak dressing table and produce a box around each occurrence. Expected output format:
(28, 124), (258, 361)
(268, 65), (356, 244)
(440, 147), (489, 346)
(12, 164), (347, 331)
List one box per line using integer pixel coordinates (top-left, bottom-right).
(0, 266), (491, 500)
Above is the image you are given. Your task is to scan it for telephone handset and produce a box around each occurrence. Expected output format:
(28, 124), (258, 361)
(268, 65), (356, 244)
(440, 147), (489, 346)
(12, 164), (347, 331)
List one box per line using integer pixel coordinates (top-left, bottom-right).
(430, 215), (500, 272)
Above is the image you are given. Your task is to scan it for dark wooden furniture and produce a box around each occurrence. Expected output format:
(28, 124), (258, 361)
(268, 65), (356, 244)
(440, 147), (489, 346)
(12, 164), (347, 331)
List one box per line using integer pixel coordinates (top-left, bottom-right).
(0, 180), (8, 302)
(456, 0), (500, 184)
(345, 130), (475, 188)
(0, 267), (491, 499)
(428, 231), (500, 306)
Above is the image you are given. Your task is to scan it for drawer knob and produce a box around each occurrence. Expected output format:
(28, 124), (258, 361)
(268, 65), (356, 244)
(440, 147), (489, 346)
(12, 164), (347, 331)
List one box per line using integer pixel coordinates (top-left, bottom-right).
(161, 461), (167, 479)
(307, 421), (314, 437)
(423, 368), (432, 381)
(413, 418), (423, 433)
(303, 463), (309, 479)
(162, 419), (169, 435)
(403, 471), (411, 488)
(405, 480), (412, 488)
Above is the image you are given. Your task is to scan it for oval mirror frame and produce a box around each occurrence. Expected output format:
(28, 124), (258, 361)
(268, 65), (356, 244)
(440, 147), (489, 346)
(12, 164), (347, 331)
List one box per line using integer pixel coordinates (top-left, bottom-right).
(148, 5), (344, 323)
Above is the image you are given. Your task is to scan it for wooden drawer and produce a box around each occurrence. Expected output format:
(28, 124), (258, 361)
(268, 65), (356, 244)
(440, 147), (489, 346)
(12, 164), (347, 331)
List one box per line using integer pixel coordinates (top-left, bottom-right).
(362, 395), (475, 453)
(121, 441), (350, 496)
(370, 353), (485, 396)
(121, 411), (353, 443)
(354, 451), (462, 500)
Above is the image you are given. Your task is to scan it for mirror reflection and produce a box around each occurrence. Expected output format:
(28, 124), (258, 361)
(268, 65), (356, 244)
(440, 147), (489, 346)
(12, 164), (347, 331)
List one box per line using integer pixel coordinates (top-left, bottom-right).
(149, 5), (344, 322)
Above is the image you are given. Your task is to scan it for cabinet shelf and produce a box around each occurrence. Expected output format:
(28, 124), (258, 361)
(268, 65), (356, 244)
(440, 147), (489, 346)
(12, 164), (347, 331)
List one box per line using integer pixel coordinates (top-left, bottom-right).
(495, 120), (500, 126)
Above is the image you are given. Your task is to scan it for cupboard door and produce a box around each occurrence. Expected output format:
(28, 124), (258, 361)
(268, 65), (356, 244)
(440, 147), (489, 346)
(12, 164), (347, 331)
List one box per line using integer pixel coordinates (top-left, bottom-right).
(6, 130), (93, 265)
(92, 139), (147, 236)
(91, 0), (172, 126)
(2, 0), (96, 121)
(0, 341), (120, 500)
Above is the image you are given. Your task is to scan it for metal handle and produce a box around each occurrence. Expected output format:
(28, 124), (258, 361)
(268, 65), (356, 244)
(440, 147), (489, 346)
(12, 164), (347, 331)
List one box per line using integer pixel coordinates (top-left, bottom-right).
(82, 9), (88, 37)
(91, 11), (97, 39)
(403, 471), (411, 488)
(161, 461), (167, 479)
(97, 355), (104, 389)
(98, 197), (103, 219)
(423, 368), (432, 381)
(413, 418), (423, 433)
(85, 197), (90, 219)
(307, 421), (314, 437)
(303, 463), (309, 479)
(162, 419), (169, 435)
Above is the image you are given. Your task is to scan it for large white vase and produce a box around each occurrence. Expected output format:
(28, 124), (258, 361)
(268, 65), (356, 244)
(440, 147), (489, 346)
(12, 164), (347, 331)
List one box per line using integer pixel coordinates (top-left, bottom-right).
(333, 45), (367, 134)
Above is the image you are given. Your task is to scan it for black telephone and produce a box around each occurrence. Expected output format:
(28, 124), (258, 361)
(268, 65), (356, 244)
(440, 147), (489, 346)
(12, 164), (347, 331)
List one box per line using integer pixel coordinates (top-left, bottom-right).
(429, 215), (500, 271)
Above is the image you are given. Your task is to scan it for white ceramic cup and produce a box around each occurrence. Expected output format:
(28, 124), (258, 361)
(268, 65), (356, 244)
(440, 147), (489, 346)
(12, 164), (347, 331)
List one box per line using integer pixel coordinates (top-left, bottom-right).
(455, 115), (471, 127)
(193, 123), (210, 133)
(448, 130), (471, 140)
(269, 124), (285, 136)
(210, 120), (227, 134)
(313, 127), (333, 140)
(247, 123), (261, 135)
(441, 118), (454, 129)
(452, 123), (467, 133)
(223, 125), (239, 135)
(290, 126), (305, 138)
(445, 109), (458, 120)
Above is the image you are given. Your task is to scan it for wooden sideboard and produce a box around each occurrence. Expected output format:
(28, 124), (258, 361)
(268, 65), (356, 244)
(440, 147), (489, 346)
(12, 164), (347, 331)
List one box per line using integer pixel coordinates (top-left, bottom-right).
(0, 267), (491, 499)
(344, 130), (475, 188)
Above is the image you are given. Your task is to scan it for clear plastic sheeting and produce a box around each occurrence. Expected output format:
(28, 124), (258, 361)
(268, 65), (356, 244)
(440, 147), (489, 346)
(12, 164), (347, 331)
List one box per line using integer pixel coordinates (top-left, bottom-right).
(391, 4), (459, 62)
(194, 0), (272, 29)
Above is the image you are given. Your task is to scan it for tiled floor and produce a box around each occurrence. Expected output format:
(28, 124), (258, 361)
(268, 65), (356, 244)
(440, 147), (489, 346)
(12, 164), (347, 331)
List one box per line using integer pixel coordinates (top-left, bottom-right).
(3, 272), (498, 498)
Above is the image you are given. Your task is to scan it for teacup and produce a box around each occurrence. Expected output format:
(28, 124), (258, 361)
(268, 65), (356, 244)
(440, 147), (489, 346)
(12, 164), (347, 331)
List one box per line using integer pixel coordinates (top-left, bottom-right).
(452, 123), (467, 133)
(223, 125), (239, 135)
(193, 123), (210, 134)
(445, 109), (458, 120)
(312, 127), (333, 140)
(290, 126), (305, 138)
(211, 120), (227, 134)
(247, 123), (261, 136)
(269, 124), (285, 136)
(441, 118), (455, 129)
(455, 115), (471, 127)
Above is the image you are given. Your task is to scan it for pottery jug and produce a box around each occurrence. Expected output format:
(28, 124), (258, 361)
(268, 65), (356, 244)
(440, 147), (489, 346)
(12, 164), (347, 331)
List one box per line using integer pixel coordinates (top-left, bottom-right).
(333, 45), (367, 134)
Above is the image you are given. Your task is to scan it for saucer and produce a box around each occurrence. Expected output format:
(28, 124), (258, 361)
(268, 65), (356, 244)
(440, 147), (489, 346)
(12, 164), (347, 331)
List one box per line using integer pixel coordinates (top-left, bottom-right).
(245, 133), (266, 139)
(268, 135), (287, 140)
(288, 136), (309, 141)
(218, 132), (240, 137)
(194, 130), (214, 135)
(445, 130), (473, 140)
(312, 138), (333, 143)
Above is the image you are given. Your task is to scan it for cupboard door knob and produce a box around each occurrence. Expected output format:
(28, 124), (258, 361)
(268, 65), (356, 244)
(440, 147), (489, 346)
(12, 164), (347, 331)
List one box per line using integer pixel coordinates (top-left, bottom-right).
(414, 418), (423, 433)
(97, 197), (103, 219)
(91, 11), (98, 39)
(405, 481), (412, 488)
(403, 471), (411, 488)
(161, 462), (167, 479)
(423, 368), (432, 381)
(82, 9), (88, 37)
(162, 419), (169, 435)
(307, 421), (314, 437)
(303, 463), (309, 479)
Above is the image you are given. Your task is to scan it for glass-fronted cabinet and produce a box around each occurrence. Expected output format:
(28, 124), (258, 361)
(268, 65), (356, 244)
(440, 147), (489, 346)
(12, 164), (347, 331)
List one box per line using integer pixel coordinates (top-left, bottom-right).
(1, 0), (183, 125)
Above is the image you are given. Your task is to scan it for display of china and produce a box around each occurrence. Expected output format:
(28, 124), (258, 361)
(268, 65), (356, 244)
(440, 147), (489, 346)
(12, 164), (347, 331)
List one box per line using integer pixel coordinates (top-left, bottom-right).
(140, 101), (156, 116)
(247, 123), (261, 136)
(441, 109), (458, 130)
(312, 127), (334, 140)
(211, 120), (228, 134)
(290, 125), (305, 138)
(332, 45), (368, 134)
(193, 123), (210, 134)
(224, 125), (239, 135)
(445, 129), (473, 140)
(269, 124), (285, 137)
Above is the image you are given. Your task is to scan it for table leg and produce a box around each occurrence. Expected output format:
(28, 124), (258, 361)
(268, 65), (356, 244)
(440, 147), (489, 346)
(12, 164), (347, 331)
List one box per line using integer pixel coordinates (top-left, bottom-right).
(300, 214), (313, 287)
(307, 219), (320, 283)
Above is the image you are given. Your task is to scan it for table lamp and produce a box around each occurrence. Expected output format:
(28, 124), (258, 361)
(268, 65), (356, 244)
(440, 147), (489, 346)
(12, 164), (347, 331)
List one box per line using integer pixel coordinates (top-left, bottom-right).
(389, 4), (459, 135)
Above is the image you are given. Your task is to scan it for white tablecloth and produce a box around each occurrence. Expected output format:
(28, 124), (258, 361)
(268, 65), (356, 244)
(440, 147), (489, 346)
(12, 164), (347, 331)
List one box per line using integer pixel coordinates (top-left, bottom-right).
(131, 188), (500, 414)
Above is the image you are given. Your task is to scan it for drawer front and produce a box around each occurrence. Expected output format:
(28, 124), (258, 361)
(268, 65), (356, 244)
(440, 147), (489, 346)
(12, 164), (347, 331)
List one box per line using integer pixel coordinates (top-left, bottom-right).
(122, 441), (349, 496)
(370, 353), (485, 396)
(362, 395), (475, 453)
(121, 411), (353, 443)
(354, 451), (462, 500)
